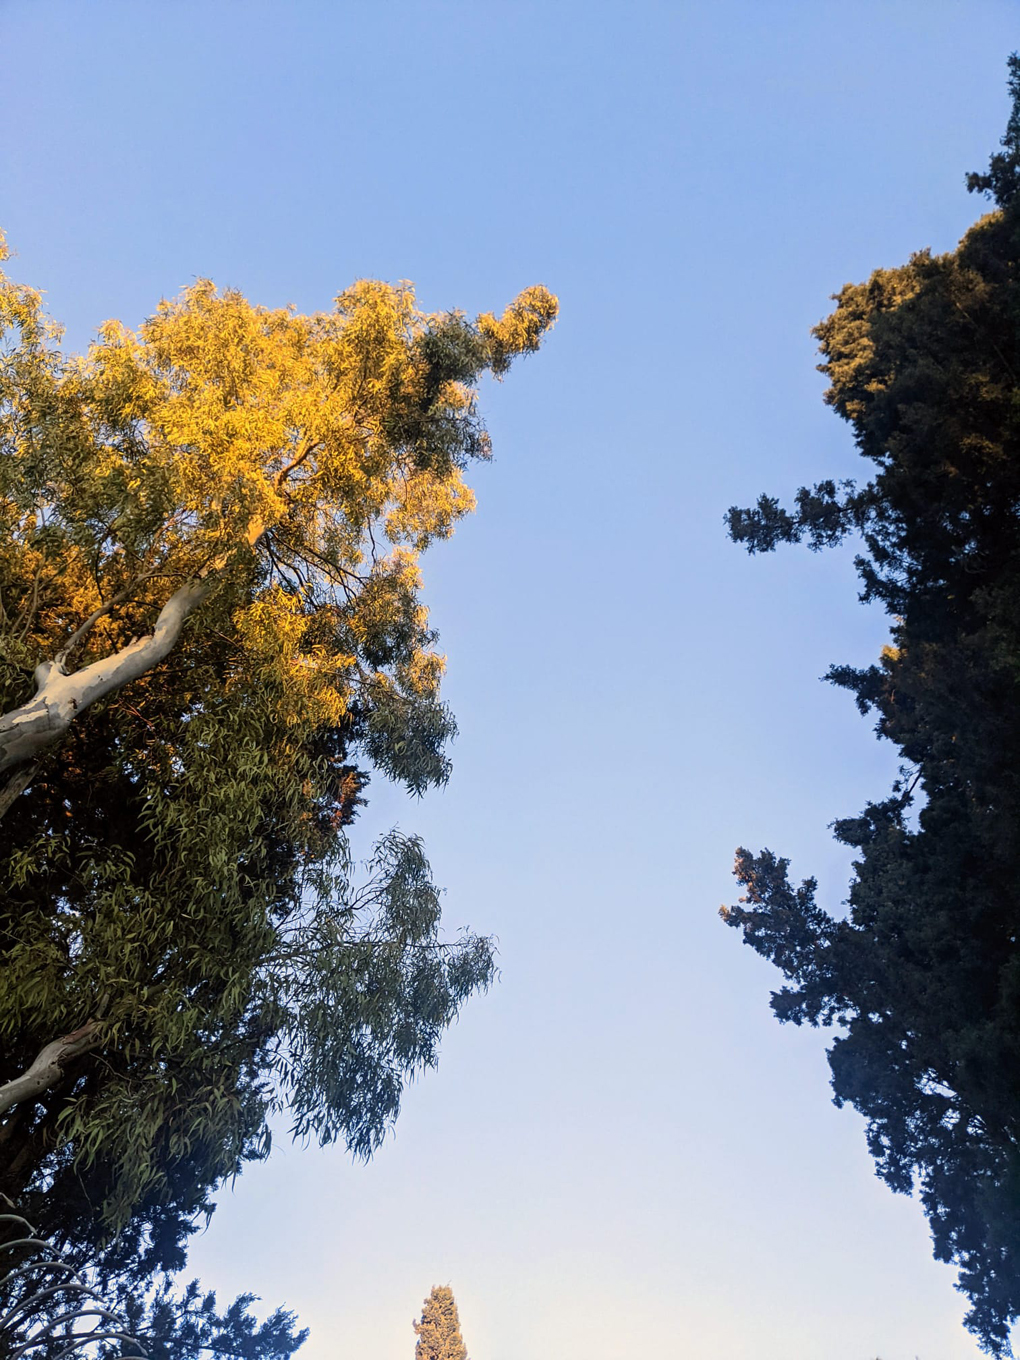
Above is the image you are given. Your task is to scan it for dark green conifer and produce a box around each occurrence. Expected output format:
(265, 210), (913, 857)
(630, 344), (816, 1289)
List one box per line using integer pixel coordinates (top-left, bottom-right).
(413, 1286), (468, 1360)
(724, 54), (1020, 1356)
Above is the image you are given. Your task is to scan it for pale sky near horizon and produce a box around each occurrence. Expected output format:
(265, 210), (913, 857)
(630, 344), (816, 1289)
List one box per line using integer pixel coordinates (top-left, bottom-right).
(3, 3), (1019, 1357)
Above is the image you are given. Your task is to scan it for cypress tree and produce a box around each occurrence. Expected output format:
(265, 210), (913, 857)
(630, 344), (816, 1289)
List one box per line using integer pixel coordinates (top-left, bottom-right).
(413, 1286), (468, 1360)
(723, 54), (1020, 1354)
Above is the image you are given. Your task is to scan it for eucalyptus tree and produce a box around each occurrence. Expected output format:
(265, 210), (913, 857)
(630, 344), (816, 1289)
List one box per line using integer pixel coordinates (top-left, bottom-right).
(0, 239), (556, 1279)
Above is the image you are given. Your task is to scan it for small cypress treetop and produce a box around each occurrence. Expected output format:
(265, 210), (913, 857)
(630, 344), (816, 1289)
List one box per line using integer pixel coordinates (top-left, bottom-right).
(413, 1286), (468, 1360)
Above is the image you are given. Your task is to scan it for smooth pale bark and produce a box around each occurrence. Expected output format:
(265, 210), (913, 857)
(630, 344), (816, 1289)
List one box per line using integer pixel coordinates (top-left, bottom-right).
(0, 1020), (103, 1119)
(0, 518), (268, 799)
(0, 577), (212, 781)
(0, 764), (38, 820)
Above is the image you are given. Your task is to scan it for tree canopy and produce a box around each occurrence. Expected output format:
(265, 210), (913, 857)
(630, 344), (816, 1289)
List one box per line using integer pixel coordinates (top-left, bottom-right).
(413, 1286), (468, 1360)
(0, 1204), (307, 1360)
(723, 57), (1020, 1355)
(106, 1275), (308, 1360)
(0, 239), (556, 1299)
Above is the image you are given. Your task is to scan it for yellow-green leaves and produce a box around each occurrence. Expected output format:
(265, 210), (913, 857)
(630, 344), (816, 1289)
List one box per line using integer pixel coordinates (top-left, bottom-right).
(0, 253), (557, 775)
(478, 284), (560, 376)
(0, 248), (553, 1260)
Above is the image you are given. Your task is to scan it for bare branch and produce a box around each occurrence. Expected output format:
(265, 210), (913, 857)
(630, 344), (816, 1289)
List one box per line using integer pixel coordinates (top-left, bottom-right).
(14, 564), (43, 644)
(0, 575), (213, 783)
(54, 566), (161, 668)
(273, 440), (321, 492)
(0, 764), (38, 820)
(0, 521), (269, 794)
(0, 1019), (105, 1120)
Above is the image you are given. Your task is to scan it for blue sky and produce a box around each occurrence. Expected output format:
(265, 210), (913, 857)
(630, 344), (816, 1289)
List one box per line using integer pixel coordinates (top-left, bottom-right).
(3, 2), (1019, 1356)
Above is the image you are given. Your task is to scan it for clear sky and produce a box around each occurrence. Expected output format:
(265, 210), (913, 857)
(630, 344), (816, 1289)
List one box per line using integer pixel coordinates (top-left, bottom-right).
(3, 3), (1018, 1357)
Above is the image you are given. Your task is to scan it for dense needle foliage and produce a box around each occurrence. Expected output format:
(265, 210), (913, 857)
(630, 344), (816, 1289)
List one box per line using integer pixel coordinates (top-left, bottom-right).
(106, 1276), (308, 1360)
(722, 59), (1020, 1354)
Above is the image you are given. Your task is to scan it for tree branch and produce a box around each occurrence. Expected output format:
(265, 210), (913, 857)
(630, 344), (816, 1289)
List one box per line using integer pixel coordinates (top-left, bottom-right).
(0, 1019), (105, 1120)
(0, 575), (212, 784)
(53, 565), (161, 668)
(0, 764), (38, 820)
(0, 518), (270, 797)
(274, 440), (321, 492)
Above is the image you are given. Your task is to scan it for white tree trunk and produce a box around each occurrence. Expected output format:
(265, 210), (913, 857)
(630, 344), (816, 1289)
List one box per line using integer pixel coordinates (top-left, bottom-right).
(0, 1020), (103, 1118)
(0, 576), (211, 781)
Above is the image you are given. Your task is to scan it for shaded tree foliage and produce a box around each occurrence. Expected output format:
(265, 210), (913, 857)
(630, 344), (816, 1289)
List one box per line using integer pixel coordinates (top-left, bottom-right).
(413, 1286), (468, 1360)
(104, 1276), (307, 1360)
(0, 245), (555, 1310)
(0, 1195), (305, 1360)
(723, 57), (1020, 1355)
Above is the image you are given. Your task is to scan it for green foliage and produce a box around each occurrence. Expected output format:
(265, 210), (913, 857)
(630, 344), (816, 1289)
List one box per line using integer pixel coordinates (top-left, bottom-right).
(413, 1286), (468, 1360)
(723, 57), (1020, 1357)
(0, 613), (496, 1261)
(967, 52), (1020, 206)
(104, 1276), (308, 1360)
(0, 253), (552, 1286)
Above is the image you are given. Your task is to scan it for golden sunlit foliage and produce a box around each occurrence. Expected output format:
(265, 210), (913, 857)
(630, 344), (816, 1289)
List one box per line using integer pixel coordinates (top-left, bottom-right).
(0, 236), (556, 780)
(0, 236), (555, 1275)
(414, 1286), (468, 1360)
